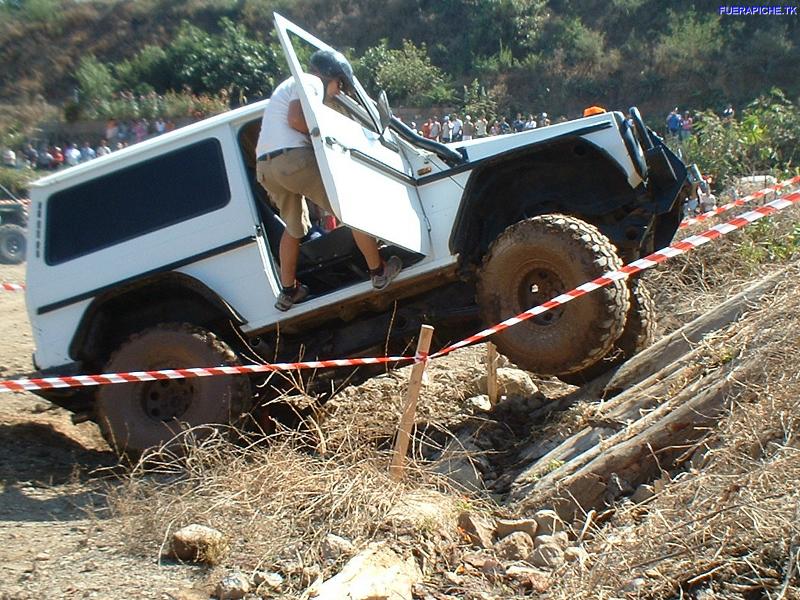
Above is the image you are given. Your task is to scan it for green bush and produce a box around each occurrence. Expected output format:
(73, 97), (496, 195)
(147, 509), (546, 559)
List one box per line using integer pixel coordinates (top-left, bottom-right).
(0, 167), (35, 199)
(675, 89), (800, 187)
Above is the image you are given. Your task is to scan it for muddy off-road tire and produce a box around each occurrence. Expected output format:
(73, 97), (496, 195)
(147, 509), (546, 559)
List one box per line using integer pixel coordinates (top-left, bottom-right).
(559, 279), (656, 385)
(0, 224), (26, 264)
(476, 215), (629, 376)
(96, 323), (252, 457)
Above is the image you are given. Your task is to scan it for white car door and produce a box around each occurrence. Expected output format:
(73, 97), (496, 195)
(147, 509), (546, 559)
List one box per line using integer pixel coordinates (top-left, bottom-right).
(274, 14), (430, 255)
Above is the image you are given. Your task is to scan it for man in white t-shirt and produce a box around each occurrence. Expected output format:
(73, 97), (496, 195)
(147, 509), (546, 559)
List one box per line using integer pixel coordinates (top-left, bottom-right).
(256, 50), (401, 311)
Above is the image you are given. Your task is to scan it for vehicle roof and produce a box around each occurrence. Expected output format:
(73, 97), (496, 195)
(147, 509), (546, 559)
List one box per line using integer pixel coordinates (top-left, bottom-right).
(30, 99), (269, 189)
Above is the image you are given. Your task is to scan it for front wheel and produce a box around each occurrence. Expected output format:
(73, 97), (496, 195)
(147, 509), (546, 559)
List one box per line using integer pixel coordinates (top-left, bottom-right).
(96, 323), (252, 457)
(476, 215), (629, 376)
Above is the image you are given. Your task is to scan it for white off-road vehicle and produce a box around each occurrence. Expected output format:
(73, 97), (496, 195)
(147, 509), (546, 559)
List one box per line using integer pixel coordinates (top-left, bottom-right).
(25, 15), (694, 455)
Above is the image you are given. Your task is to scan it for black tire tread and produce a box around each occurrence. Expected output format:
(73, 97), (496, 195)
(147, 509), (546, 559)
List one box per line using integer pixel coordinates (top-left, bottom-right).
(476, 214), (629, 375)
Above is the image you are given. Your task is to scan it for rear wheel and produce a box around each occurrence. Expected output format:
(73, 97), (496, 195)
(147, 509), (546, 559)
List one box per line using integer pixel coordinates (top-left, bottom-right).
(96, 323), (252, 457)
(559, 279), (656, 385)
(476, 215), (629, 376)
(0, 224), (26, 264)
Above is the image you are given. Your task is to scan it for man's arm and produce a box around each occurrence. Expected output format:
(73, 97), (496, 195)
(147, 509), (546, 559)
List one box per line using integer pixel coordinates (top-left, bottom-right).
(287, 99), (309, 134)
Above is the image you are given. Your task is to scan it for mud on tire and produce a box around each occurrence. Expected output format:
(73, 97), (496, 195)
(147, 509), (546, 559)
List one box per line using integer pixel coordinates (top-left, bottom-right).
(96, 323), (252, 458)
(476, 215), (629, 376)
(559, 279), (656, 385)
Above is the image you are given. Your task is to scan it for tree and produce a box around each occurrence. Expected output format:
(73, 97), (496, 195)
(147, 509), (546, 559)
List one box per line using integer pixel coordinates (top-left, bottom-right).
(356, 39), (453, 106)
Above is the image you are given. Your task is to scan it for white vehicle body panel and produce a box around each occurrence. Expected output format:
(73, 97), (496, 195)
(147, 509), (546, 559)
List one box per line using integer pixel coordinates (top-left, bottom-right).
(274, 13), (431, 254)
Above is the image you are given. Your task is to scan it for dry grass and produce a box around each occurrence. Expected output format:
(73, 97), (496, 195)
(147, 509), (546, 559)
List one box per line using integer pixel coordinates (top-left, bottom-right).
(99, 200), (800, 598)
(546, 267), (800, 599)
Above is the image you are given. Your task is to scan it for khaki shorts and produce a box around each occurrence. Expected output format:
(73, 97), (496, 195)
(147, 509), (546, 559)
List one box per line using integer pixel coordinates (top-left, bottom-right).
(256, 146), (334, 239)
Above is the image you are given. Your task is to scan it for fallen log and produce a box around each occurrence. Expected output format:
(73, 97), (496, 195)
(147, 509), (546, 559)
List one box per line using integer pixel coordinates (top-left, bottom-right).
(603, 269), (783, 395)
(519, 360), (754, 521)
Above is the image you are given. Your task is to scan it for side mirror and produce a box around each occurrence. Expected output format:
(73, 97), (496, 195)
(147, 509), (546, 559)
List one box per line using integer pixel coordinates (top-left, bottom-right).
(377, 90), (392, 132)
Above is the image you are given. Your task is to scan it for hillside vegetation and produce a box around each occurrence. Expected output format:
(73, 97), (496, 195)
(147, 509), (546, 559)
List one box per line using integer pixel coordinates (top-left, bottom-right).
(1, 0), (798, 119)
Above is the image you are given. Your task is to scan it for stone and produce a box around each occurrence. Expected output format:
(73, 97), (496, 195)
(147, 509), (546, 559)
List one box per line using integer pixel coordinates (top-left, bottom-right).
(477, 368), (538, 398)
(622, 577), (647, 593)
(431, 434), (487, 492)
(494, 531), (534, 561)
(457, 511), (496, 548)
(631, 484), (654, 504)
(505, 566), (551, 593)
(215, 571), (251, 600)
(494, 518), (538, 540)
(534, 534), (567, 550)
(465, 395), (492, 413)
(170, 524), (227, 563)
(313, 542), (421, 600)
(533, 509), (565, 536)
(253, 570), (284, 589)
(322, 533), (356, 561)
(529, 544), (565, 569)
(564, 546), (589, 564)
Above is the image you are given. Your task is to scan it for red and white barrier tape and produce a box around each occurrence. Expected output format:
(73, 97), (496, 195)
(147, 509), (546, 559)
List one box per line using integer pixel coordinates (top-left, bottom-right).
(1, 190), (799, 394)
(430, 190), (800, 358)
(1, 282), (25, 292)
(679, 175), (800, 229)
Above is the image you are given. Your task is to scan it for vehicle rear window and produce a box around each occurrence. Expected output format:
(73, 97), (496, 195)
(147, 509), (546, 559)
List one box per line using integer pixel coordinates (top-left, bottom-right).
(45, 138), (230, 265)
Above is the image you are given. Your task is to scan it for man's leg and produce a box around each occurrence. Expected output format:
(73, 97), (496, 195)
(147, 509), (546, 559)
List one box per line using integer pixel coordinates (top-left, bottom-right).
(351, 230), (382, 270)
(279, 231), (301, 287)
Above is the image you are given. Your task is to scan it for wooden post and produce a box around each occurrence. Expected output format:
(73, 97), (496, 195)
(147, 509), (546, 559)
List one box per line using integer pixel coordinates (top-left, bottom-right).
(389, 324), (434, 481)
(486, 343), (499, 407)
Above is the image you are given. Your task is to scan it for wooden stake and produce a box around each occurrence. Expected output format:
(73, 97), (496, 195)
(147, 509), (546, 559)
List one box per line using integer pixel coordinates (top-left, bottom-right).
(389, 324), (434, 481)
(486, 342), (499, 406)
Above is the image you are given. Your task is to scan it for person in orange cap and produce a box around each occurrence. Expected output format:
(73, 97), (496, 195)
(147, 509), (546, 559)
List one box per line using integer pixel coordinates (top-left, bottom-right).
(583, 105), (606, 117)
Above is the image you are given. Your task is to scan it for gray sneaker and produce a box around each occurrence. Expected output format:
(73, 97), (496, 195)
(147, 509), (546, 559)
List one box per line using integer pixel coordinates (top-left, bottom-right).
(275, 283), (309, 311)
(371, 256), (402, 290)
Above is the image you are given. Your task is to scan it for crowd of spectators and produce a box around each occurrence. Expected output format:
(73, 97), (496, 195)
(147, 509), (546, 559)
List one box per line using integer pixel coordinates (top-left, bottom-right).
(415, 111), (555, 143)
(1, 116), (177, 172)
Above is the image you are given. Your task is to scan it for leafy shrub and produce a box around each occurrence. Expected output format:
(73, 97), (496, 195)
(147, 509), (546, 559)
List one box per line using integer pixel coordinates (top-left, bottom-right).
(356, 40), (454, 106)
(0, 167), (35, 198)
(676, 89), (800, 187)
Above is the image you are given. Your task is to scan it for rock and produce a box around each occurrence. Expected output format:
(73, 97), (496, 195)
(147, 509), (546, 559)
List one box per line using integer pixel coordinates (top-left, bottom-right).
(170, 524), (227, 563)
(505, 566), (551, 593)
(494, 531), (534, 561)
(631, 484), (654, 504)
(253, 570), (284, 590)
(534, 532), (569, 549)
(431, 434), (487, 492)
(494, 518), (538, 540)
(457, 511), (496, 548)
(476, 368), (538, 398)
(215, 571), (251, 600)
(464, 395), (492, 413)
(622, 577), (647, 593)
(529, 544), (565, 569)
(564, 546), (589, 564)
(313, 542), (421, 600)
(533, 509), (565, 536)
(322, 533), (355, 561)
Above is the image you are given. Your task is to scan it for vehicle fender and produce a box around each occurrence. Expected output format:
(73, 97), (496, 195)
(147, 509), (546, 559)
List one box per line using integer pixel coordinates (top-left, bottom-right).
(69, 271), (245, 364)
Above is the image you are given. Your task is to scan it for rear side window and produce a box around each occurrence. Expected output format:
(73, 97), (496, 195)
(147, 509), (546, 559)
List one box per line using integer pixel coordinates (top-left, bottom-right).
(45, 138), (230, 265)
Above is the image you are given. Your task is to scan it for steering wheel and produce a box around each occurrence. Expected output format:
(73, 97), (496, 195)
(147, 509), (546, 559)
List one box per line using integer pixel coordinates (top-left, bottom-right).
(629, 107), (654, 151)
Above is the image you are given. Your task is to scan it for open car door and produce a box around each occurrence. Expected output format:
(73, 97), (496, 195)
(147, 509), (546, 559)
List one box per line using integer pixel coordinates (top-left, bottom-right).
(273, 13), (430, 255)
